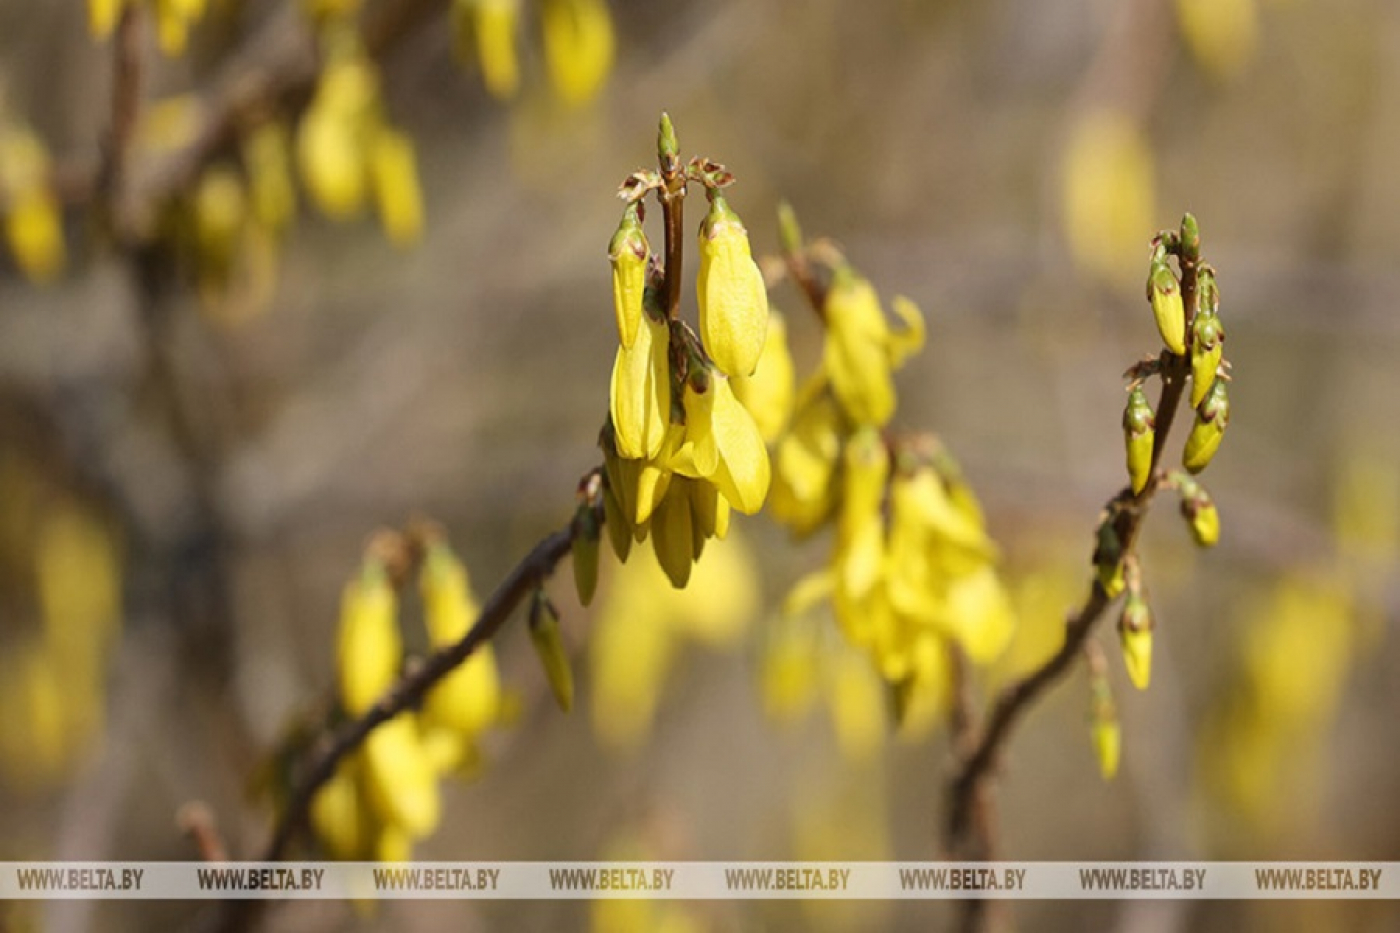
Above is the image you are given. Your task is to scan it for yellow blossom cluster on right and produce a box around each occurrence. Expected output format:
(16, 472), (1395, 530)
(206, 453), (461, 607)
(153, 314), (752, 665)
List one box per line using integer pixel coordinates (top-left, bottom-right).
(763, 208), (1014, 730)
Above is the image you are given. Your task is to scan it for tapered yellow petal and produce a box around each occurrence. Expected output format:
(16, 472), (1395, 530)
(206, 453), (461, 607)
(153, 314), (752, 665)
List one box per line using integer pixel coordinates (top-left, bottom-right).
(609, 315), (671, 460)
(697, 194), (769, 377)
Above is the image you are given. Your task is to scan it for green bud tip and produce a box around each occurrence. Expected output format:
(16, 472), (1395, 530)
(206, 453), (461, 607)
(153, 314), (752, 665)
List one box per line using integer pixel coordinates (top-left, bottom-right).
(658, 113), (679, 167)
(1180, 213), (1201, 261)
(777, 201), (803, 256)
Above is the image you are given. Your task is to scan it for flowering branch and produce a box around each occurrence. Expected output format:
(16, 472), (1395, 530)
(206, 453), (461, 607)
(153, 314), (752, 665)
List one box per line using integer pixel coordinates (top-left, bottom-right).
(945, 219), (1222, 933)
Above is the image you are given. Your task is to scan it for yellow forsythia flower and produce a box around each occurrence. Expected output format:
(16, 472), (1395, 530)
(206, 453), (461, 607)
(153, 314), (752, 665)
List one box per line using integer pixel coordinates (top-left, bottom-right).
(608, 203), (648, 349)
(731, 308), (796, 442)
(1062, 109), (1155, 286)
(541, 0), (615, 107)
(362, 716), (442, 838)
(769, 380), (844, 535)
(296, 51), (378, 218)
(944, 565), (1015, 665)
(310, 759), (376, 859)
(465, 0), (522, 100)
(823, 267), (895, 427)
(696, 193), (769, 378)
(369, 126), (425, 246)
(419, 546), (500, 737)
(609, 314), (671, 459)
(681, 370), (771, 514)
(336, 564), (401, 716)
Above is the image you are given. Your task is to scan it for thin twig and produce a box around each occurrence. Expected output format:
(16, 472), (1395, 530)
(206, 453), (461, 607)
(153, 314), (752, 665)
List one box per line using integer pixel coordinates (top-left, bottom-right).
(945, 255), (1199, 874)
(178, 802), (230, 863)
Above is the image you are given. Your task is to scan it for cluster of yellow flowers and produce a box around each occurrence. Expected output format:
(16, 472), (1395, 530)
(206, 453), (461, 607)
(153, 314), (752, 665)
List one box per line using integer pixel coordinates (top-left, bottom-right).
(0, 122), (65, 284)
(598, 120), (777, 590)
(0, 472), (122, 790)
(450, 0), (615, 106)
(311, 539), (505, 860)
(764, 210), (1014, 732)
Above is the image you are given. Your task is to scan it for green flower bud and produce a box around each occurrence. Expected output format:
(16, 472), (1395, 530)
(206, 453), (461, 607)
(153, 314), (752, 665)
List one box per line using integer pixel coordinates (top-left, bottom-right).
(1094, 519), (1126, 598)
(608, 202), (649, 349)
(571, 503), (600, 606)
(1118, 590), (1153, 690)
(1123, 385), (1156, 494)
(528, 590), (574, 712)
(1183, 378), (1230, 474)
(1179, 212), (1201, 263)
(1147, 262), (1187, 355)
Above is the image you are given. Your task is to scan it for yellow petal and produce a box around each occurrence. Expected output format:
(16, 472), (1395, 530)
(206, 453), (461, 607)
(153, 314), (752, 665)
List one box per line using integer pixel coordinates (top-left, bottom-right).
(362, 717), (441, 837)
(731, 308), (796, 442)
(706, 377), (771, 514)
(697, 195), (768, 377)
(337, 566), (401, 716)
(541, 0), (615, 107)
(609, 315), (671, 460)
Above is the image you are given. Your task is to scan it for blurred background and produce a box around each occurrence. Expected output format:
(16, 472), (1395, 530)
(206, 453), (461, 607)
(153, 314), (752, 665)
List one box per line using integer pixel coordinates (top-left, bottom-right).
(1, 0), (1398, 930)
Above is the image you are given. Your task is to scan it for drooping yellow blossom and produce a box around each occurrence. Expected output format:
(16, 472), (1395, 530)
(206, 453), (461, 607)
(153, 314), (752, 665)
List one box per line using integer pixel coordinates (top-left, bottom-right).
(608, 203), (648, 349)
(0, 127), (65, 283)
(541, 0), (615, 107)
(696, 193), (769, 378)
(296, 46), (379, 218)
(769, 378), (844, 535)
(823, 267), (895, 426)
(731, 307), (795, 442)
(361, 716), (442, 838)
(1062, 109), (1156, 286)
(609, 313), (671, 459)
(457, 0), (522, 100)
(309, 759), (376, 860)
(336, 563), (401, 716)
(368, 127), (425, 246)
(681, 368), (771, 514)
(419, 546), (500, 739)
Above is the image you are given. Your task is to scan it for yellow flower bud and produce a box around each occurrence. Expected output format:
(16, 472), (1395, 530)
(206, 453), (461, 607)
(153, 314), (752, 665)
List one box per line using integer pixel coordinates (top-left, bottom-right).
(1118, 591), (1153, 690)
(1092, 711), (1121, 781)
(541, 0), (615, 107)
(1183, 378), (1229, 474)
(1148, 262), (1187, 355)
(1190, 309), (1225, 408)
(193, 166), (247, 273)
(823, 267), (895, 426)
(1123, 385), (1156, 495)
(730, 308), (795, 442)
(681, 369), (771, 514)
(0, 128), (65, 283)
(529, 590), (574, 712)
(696, 193), (769, 378)
(296, 54), (378, 218)
(362, 716), (441, 837)
(609, 314), (671, 460)
(608, 203), (648, 349)
(1062, 109), (1156, 286)
(337, 564), (401, 716)
(369, 127), (424, 246)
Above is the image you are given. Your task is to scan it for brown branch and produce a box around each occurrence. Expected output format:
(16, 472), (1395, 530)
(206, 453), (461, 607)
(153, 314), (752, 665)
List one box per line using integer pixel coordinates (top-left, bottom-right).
(177, 802), (229, 863)
(658, 118), (686, 322)
(945, 251), (1200, 874)
(95, 2), (143, 233)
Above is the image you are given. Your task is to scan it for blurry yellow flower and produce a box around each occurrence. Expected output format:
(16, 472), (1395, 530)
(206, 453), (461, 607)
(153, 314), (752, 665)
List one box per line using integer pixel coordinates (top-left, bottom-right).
(419, 547), (501, 738)
(769, 380), (843, 535)
(1177, 0), (1259, 82)
(154, 0), (208, 56)
(310, 759), (376, 860)
(944, 565), (1015, 664)
(362, 716), (441, 838)
(826, 649), (885, 762)
(88, 0), (126, 38)
(369, 127), (424, 246)
(1062, 109), (1155, 286)
(193, 166), (247, 273)
(731, 308), (796, 442)
(0, 127), (65, 283)
(696, 193), (769, 378)
(462, 0), (522, 100)
(296, 52), (379, 218)
(336, 564), (401, 716)
(541, 0), (615, 107)
(242, 122), (297, 236)
(823, 267), (895, 426)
